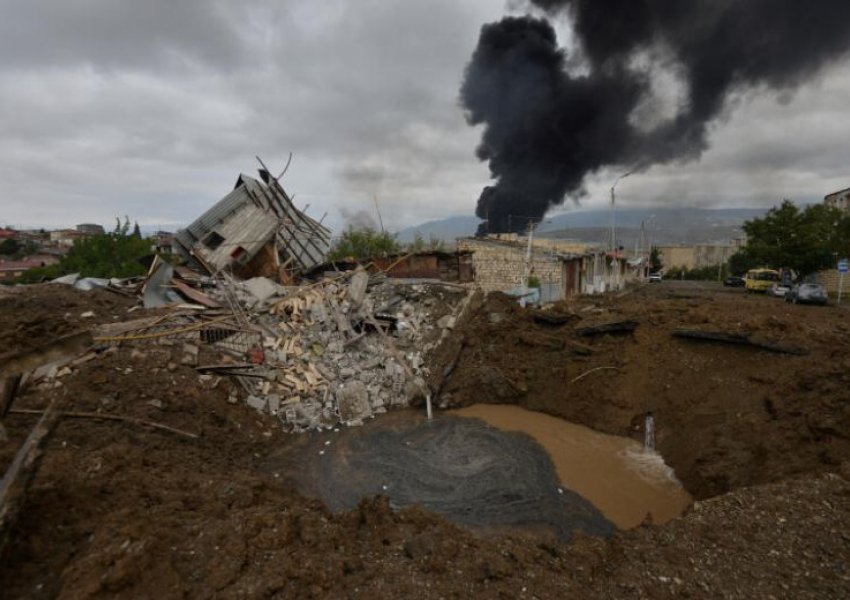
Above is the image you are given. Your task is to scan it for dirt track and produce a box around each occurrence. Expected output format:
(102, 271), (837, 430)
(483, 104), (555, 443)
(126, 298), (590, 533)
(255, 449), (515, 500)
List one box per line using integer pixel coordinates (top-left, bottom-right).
(2, 282), (850, 598)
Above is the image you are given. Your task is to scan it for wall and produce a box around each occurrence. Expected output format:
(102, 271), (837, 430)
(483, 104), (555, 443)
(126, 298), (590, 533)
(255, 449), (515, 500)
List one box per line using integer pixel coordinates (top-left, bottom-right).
(657, 243), (738, 270)
(368, 253), (474, 283)
(815, 268), (850, 295)
(456, 238), (566, 296)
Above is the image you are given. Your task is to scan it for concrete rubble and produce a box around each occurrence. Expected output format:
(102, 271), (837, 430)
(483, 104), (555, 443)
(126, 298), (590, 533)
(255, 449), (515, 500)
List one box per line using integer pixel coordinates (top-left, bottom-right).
(57, 263), (474, 433)
(223, 267), (473, 432)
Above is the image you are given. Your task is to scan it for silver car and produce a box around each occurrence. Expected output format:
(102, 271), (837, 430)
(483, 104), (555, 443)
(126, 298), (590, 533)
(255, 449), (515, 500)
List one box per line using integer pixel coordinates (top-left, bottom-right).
(785, 283), (828, 305)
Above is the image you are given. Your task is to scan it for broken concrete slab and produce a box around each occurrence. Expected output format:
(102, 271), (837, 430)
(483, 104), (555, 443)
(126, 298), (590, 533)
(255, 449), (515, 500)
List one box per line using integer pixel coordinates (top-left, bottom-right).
(50, 273), (81, 285)
(180, 343), (200, 366)
(267, 394), (281, 414)
(243, 277), (283, 307)
(347, 267), (369, 308)
(336, 380), (371, 423)
(245, 395), (268, 412)
(437, 315), (456, 330)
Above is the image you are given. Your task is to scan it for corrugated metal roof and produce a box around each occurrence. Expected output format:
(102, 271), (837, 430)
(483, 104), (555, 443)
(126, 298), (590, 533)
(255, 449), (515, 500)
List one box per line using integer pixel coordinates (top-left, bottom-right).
(173, 171), (332, 274)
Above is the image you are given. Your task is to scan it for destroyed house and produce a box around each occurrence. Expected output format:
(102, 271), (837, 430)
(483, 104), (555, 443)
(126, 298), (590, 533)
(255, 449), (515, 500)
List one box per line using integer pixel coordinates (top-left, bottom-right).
(173, 170), (331, 279)
(372, 251), (474, 282)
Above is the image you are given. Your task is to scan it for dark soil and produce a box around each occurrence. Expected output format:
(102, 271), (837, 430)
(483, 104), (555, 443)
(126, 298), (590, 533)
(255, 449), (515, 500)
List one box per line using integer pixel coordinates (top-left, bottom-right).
(433, 282), (850, 500)
(1, 282), (849, 598)
(0, 284), (137, 355)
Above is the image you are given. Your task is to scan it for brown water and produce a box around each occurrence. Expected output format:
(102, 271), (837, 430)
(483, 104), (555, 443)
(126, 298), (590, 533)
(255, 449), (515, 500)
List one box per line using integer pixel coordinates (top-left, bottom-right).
(451, 404), (692, 529)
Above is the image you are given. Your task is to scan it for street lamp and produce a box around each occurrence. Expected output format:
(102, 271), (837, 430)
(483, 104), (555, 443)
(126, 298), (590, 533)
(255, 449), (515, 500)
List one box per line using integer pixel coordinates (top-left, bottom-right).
(610, 170), (633, 254)
(609, 170), (632, 289)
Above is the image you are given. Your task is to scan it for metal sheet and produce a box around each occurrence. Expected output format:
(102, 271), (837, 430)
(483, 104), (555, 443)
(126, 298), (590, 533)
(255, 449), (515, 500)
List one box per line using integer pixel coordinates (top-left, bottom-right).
(174, 172), (331, 274)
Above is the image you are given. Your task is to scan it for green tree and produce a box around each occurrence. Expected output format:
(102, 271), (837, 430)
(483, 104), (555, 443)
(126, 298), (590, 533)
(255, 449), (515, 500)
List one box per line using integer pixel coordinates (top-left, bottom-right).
(727, 249), (760, 275)
(649, 246), (663, 272)
(0, 238), (19, 255)
(58, 217), (151, 278)
(327, 227), (401, 262)
(739, 200), (844, 276)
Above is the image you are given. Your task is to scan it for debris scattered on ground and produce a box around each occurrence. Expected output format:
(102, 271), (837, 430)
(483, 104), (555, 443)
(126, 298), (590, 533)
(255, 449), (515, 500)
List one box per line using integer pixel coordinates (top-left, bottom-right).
(2, 274), (850, 598)
(672, 328), (808, 355)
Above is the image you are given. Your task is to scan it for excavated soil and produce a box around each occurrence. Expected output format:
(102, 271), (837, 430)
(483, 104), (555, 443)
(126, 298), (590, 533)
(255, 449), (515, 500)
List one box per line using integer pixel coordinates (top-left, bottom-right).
(1, 281), (850, 598)
(432, 281), (850, 500)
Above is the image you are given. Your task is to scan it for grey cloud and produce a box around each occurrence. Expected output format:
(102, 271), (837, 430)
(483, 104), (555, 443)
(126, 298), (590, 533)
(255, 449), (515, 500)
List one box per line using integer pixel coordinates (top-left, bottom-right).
(1, 0), (848, 235)
(0, 0), (247, 71)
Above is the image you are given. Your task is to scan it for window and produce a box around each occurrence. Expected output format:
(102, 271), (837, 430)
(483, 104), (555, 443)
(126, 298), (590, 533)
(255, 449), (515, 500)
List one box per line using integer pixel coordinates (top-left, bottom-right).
(203, 231), (225, 250)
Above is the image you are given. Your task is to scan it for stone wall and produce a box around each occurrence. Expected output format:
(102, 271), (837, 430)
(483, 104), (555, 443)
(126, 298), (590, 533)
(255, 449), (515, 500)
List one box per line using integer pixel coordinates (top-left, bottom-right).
(658, 243), (739, 270)
(815, 268), (850, 295)
(456, 238), (565, 295)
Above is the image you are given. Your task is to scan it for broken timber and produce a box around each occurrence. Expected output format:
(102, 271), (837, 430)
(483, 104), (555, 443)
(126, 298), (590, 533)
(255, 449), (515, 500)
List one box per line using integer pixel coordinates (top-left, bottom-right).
(0, 331), (93, 419)
(9, 409), (199, 439)
(0, 400), (61, 547)
(530, 309), (576, 327)
(574, 320), (639, 336)
(672, 330), (808, 355)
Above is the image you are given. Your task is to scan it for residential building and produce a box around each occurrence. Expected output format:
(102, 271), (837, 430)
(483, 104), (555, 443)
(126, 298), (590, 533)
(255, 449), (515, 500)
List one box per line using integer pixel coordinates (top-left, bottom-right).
(49, 229), (87, 247)
(76, 223), (106, 235)
(0, 258), (51, 281)
(824, 187), (850, 212)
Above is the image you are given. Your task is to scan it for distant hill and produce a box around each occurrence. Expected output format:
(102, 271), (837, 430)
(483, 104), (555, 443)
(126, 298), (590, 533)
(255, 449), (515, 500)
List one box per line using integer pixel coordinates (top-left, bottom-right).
(395, 207), (768, 246)
(395, 215), (481, 245)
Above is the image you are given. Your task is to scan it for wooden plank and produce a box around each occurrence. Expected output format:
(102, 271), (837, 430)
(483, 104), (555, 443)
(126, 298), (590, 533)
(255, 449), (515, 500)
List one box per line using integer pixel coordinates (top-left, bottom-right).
(171, 279), (222, 308)
(672, 330), (808, 355)
(0, 331), (92, 380)
(0, 399), (60, 546)
(530, 310), (576, 327)
(574, 320), (639, 336)
(0, 375), (22, 419)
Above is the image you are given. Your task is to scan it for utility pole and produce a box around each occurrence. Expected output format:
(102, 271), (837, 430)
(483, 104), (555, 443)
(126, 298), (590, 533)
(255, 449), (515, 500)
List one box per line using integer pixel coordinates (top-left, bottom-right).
(373, 195), (385, 233)
(610, 171), (632, 290)
(520, 219), (535, 308)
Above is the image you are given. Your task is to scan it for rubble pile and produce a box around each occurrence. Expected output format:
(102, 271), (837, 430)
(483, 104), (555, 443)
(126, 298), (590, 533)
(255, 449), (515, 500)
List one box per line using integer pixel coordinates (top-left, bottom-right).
(233, 267), (472, 431)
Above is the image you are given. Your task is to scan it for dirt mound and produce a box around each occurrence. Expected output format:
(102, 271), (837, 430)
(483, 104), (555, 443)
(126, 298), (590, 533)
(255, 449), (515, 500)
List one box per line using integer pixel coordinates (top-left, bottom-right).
(0, 284), (137, 355)
(434, 283), (850, 499)
(2, 281), (850, 598)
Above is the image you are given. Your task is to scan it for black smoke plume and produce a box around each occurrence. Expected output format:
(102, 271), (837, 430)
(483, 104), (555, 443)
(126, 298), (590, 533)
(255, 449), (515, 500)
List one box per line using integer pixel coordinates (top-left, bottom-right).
(461, 1), (850, 233)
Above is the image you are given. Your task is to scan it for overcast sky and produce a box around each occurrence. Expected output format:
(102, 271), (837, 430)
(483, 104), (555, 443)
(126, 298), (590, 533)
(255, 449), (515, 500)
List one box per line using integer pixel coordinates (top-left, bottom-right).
(2, 1), (849, 233)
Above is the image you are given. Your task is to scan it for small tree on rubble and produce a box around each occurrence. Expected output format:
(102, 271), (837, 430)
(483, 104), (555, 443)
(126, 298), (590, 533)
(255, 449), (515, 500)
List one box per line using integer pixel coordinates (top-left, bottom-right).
(327, 226), (401, 262)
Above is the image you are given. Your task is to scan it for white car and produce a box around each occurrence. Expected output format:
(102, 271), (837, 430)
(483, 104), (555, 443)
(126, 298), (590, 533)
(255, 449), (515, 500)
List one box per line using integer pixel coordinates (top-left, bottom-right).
(769, 283), (791, 297)
(648, 272), (663, 283)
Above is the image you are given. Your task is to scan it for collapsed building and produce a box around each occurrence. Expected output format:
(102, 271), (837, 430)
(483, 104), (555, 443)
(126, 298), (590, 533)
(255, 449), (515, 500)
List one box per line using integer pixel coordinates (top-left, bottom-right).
(172, 165), (331, 283)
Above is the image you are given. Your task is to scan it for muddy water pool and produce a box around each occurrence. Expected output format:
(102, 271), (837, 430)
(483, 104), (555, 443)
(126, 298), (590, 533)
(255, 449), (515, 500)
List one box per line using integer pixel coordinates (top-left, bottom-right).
(452, 404), (692, 528)
(266, 405), (690, 540)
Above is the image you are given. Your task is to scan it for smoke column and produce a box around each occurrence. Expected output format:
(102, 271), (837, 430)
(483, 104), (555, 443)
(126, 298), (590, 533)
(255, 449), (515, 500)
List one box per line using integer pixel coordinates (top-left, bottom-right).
(460, 1), (850, 233)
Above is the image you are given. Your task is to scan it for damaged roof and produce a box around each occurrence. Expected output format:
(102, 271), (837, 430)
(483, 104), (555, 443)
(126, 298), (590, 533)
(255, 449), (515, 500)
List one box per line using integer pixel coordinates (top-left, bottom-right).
(174, 167), (331, 275)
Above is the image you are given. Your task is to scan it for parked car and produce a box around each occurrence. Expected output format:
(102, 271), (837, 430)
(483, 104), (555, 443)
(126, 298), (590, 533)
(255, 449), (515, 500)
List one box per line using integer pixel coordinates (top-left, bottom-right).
(648, 272), (663, 283)
(785, 282), (828, 305)
(769, 282), (792, 297)
(723, 275), (745, 287)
